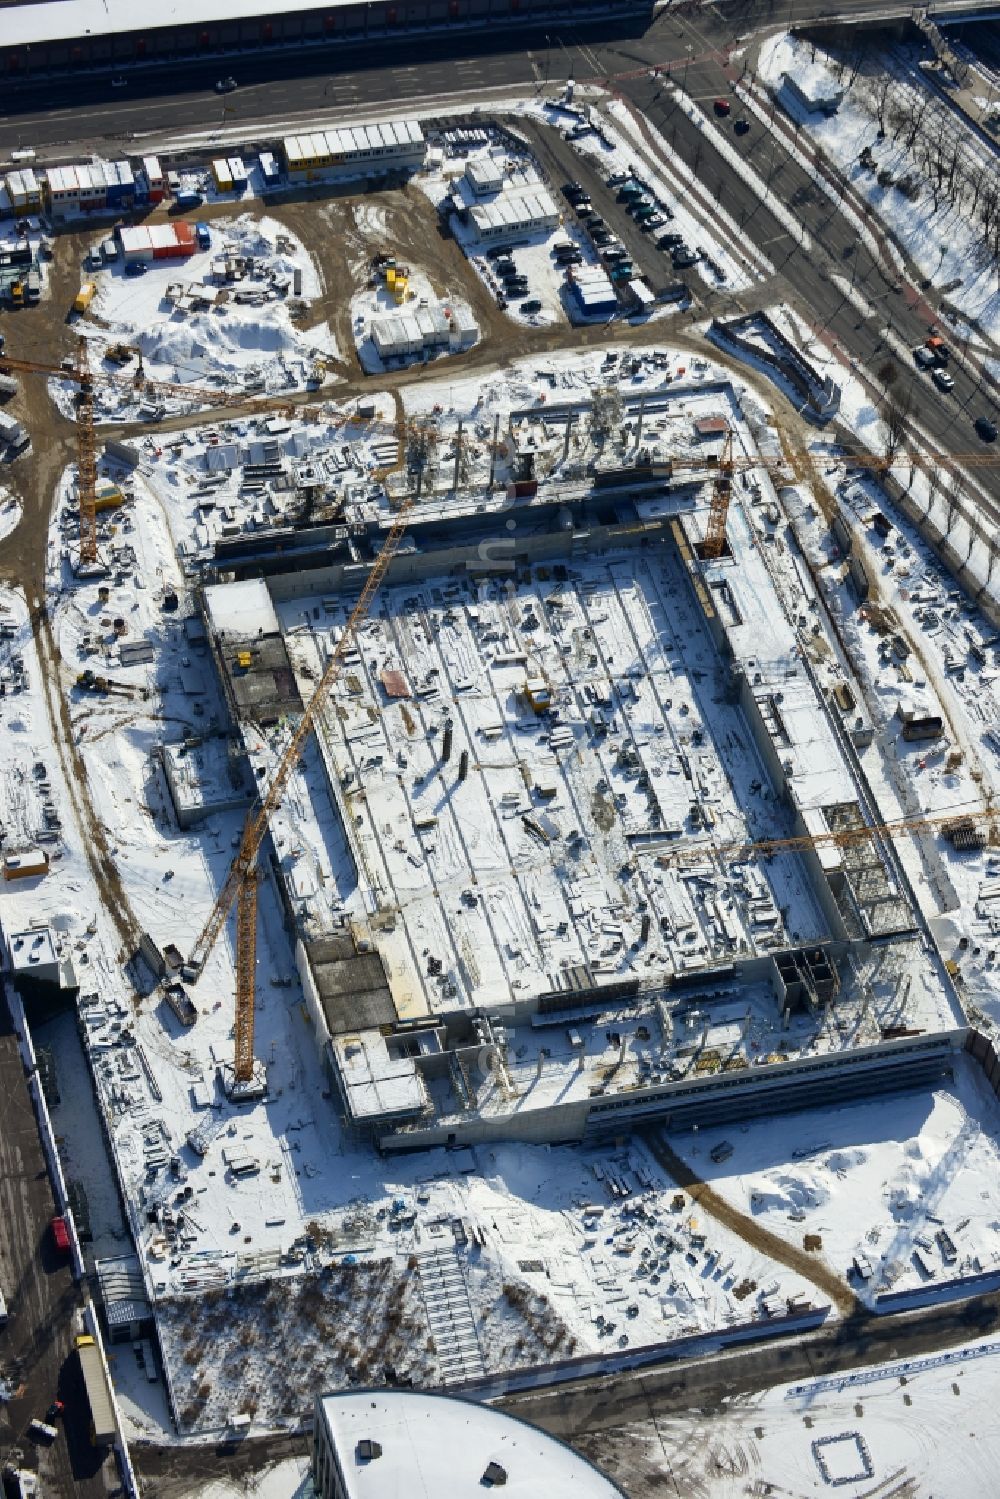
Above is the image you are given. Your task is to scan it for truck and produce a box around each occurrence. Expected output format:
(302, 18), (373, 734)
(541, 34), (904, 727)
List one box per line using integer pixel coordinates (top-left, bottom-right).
(175, 189), (203, 211)
(75, 1335), (116, 1446)
(50, 1214), (70, 1254)
(73, 282), (97, 314)
(195, 221), (211, 251)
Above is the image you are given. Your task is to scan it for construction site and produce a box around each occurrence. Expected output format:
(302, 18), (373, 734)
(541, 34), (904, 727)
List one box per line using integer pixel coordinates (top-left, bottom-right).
(2, 50), (1000, 1486)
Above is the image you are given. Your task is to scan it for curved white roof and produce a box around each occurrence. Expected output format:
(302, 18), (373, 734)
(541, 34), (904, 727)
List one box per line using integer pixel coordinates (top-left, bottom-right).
(316, 1390), (626, 1498)
(3, 0), (361, 48)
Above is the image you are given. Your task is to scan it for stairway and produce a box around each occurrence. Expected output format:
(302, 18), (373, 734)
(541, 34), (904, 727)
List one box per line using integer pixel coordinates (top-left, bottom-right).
(416, 1247), (485, 1384)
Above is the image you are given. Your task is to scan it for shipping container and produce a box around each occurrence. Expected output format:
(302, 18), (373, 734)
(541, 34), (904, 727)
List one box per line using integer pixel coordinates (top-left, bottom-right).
(4, 848), (49, 879)
(143, 155), (165, 203)
(258, 151), (280, 187)
(211, 159), (233, 193)
(75, 1336), (116, 1446)
(73, 282), (97, 313)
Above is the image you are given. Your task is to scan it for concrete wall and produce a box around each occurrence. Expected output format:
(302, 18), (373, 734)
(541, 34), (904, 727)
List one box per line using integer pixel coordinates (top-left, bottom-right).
(380, 1028), (965, 1151)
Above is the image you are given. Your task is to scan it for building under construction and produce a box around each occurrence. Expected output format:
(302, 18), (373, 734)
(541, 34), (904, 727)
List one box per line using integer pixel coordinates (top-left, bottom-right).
(198, 388), (967, 1149)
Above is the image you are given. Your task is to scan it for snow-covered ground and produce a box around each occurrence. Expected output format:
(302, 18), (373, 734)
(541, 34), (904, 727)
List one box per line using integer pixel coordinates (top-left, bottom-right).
(0, 487), (21, 543)
(611, 1332), (1000, 1496)
(759, 33), (1000, 343)
(672, 1056), (1000, 1302)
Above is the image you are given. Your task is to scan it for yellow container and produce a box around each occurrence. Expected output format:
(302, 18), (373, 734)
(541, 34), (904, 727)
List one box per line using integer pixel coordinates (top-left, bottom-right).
(74, 282), (97, 313)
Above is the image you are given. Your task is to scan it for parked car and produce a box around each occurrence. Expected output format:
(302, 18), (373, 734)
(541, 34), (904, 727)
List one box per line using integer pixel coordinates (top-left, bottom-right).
(931, 369), (955, 392)
(215, 76), (238, 93)
(672, 247), (699, 267)
(607, 171), (630, 187)
(50, 1216), (70, 1255)
(713, 98), (731, 116)
(734, 118), (750, 135)
(521, 299), (543, 313)
(124, 260), (147, 277)
(486, 244), (514, 261)
(913, 346), (937, 369)
(975, 416), (998, 443)
(195, 222), (212, 251)
(657, 231), (684, 248)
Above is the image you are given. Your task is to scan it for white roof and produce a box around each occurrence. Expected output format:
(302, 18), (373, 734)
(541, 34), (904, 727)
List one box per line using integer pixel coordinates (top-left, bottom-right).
(470, 187), (558, 233)
(283, 118), (423, 161)
(316, 1390), (624, 1498)
(142, 155), (163, 180)
(203, 577), (279, 639)
(3, 0), (373, 46)
(332, 1031), (426, 1120)
(8, 926), (57, 972)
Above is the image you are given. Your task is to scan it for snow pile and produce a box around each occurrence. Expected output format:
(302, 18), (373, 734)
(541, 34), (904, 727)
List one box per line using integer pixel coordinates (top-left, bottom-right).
(749, 1171), (832, 1216)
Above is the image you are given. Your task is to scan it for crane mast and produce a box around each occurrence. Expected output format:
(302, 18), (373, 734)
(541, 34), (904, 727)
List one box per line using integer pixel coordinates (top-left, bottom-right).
(74, 337), (99, 566)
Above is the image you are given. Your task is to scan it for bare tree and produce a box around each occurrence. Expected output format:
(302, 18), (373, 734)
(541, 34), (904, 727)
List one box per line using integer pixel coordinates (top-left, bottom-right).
(881, 391), (913, 463)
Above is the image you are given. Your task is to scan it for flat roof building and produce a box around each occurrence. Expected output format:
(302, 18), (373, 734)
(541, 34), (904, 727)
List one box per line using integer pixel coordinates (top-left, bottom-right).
(0, 2), (650, 80)
(312, 1389), (626, 1499)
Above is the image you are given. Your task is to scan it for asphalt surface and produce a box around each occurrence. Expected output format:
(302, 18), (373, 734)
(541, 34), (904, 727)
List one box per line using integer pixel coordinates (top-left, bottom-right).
(1, 0), (994, 508)
(0, 986), (113, 1499)
(0, 0), (978, 154)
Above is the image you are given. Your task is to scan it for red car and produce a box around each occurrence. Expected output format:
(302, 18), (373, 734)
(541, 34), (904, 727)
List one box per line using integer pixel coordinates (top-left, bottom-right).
(50, 1216), (70, 1254)
(713, 98), (731, 117)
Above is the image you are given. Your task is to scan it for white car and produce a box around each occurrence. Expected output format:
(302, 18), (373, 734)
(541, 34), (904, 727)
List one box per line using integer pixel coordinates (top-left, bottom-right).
(932, 368), (955, 392)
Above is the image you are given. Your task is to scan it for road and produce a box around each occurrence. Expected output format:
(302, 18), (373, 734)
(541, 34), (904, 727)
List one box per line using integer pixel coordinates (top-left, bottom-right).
(0, 0), (986, 156)
(2, 0), (993, 509)
(0, 986), (114, 1498)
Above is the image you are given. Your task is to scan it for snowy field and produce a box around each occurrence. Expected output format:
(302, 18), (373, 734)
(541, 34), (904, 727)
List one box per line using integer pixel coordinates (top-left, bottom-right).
(672, 1056), (1000, 1302)
(604, 1332), (1000, 1497)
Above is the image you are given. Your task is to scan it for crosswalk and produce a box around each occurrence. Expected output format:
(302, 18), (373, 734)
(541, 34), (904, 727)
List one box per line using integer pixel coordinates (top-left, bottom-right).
(416, 1247), (485, 1384)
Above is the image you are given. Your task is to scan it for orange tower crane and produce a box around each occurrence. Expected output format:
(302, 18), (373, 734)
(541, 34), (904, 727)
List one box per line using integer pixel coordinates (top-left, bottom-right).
(698, 429), (734, 560)
(74, 336), (99, 566)
(189, 486), (420, 1084)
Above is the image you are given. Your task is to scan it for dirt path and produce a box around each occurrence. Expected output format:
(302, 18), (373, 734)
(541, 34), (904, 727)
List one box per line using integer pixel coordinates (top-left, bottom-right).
(642, 1128), (859, 1318)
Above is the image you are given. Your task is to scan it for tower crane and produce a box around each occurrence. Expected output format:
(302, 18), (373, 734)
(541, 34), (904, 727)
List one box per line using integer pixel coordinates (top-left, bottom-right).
(188, 484), (420, 1087)
(656, 803), (994, 870)
(698, 429), (733, 560)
